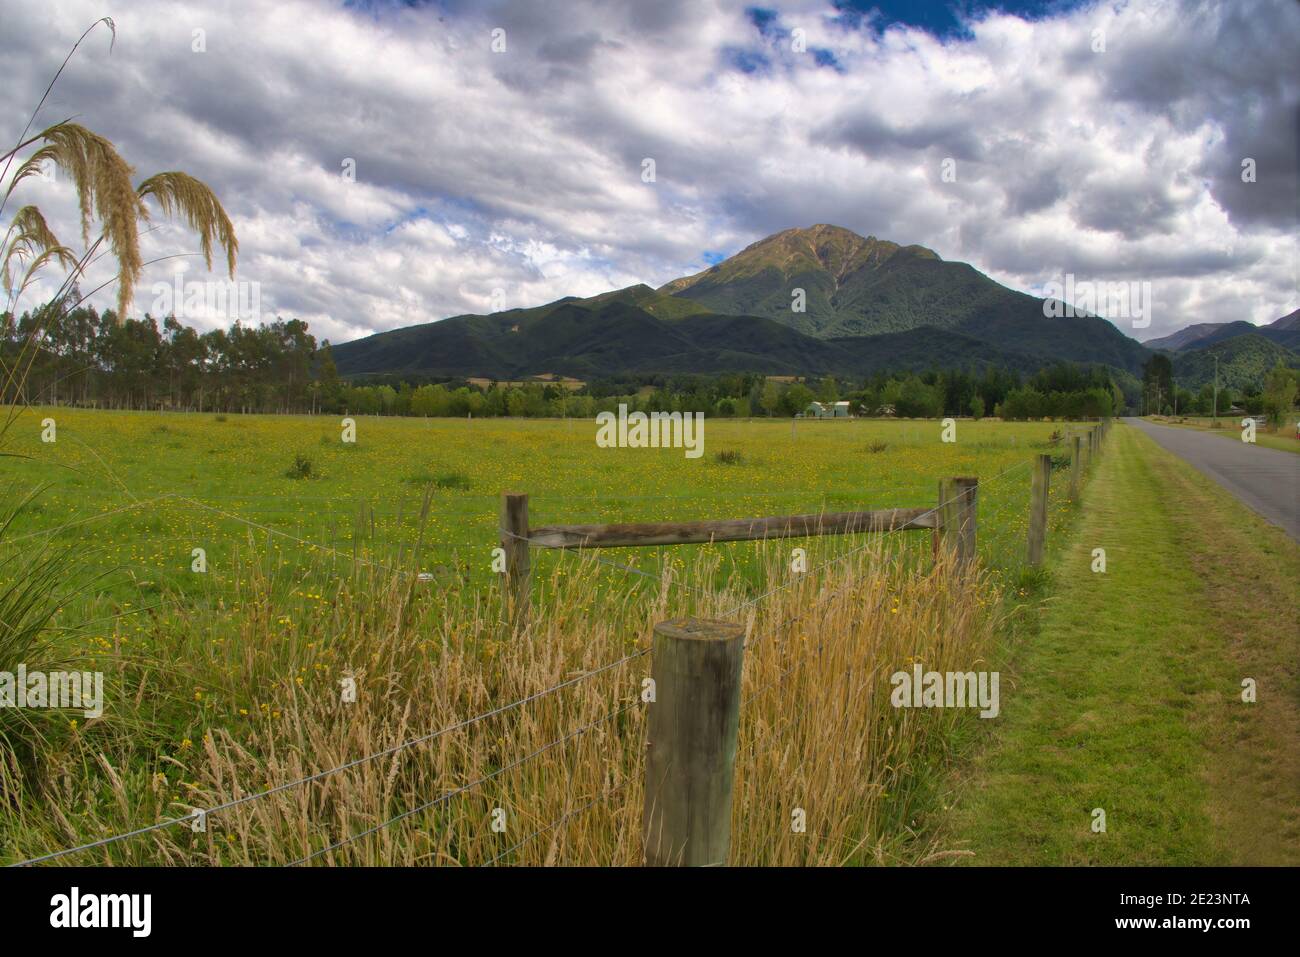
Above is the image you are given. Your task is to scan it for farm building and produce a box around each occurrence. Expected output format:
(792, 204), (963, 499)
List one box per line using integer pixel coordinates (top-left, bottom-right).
(802, 401), (854, 418)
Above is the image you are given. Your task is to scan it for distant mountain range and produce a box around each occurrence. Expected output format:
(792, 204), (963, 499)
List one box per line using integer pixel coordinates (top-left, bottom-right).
(331, 224), (1288, 386)
(1141, 309), (1299, 391)
(1143, 310), (1300, 352)
(1170, 332), (1298, 393)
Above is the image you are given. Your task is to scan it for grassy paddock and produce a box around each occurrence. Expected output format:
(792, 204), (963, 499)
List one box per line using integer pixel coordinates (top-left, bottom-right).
(1, 407), (1085, 865)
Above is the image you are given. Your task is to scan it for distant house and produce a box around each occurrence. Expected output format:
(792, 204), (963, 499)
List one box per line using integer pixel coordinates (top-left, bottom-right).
(802, 401), (853, 418)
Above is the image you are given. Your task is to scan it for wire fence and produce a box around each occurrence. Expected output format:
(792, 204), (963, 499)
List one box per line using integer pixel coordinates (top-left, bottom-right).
(5, 422), (1106, 867)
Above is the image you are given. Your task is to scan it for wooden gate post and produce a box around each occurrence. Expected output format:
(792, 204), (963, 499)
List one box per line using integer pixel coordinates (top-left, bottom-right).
(499, 492), (531, 631)
(1027, 453), (1051, 566)
(1069, 434), (1082, 502)
(937, 477), (978, 571)
(642, 617), (746, 866)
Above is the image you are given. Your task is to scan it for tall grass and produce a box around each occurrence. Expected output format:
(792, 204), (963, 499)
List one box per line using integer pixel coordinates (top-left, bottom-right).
(0, 529), (1001, 866)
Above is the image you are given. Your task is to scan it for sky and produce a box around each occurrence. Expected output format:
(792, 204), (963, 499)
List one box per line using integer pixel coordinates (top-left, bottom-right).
(2, 0), (1296, 345)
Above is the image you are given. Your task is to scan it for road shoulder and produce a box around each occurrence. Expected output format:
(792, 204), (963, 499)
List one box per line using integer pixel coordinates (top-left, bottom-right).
(939, 423), (1299, 865)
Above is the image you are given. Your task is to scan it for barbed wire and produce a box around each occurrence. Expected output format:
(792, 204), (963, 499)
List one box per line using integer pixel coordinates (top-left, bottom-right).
(484, 782), (626, 866)
(6, 435), (1056, 867)
(10, 648), (647, 867)
(722, 456), (1034, 619)
(507, 455), (1038, 631)
(501, 528), (727, 603)
(289, 698), (640, 866)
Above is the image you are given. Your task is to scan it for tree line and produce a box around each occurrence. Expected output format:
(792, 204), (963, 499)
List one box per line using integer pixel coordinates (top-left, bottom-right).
(1140, 352), (1298, 421)
(4, 303), (1135, 419)
(3, 303), (319, 413)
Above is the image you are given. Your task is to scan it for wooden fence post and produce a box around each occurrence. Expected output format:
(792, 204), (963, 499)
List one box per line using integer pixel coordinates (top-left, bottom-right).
(1069, 434), (1082, 502)
(642, 617), (746, 866)
(1027, 453), (1051, 566)
(937, 476), (978, 570)
(499, 492), (531, 631)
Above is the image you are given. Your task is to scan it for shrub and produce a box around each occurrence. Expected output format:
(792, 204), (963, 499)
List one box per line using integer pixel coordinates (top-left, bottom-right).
(714, 450), (744, 465)
(285, 454), (315, 479)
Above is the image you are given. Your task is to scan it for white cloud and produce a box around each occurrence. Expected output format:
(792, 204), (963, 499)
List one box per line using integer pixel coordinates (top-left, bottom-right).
(1, 0), (1295, 346)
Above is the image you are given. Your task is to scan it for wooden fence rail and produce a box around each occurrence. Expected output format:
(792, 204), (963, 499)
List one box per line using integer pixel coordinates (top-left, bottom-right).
(497, 418), (1110, 863)
(499, 477), (981, 633)
(529, 507), (937, 549)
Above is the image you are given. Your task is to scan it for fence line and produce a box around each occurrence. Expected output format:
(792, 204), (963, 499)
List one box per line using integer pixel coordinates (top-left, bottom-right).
(638, 425), (1109, 862)
(737, 457), (1033, 669)
(501, 528), (729, 604)
(9, 422), (1109, 866)
(497, 453), (1037, 637)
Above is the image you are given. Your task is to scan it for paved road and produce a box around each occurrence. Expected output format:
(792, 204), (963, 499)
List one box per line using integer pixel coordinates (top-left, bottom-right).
(1124, 417), (1299, 542)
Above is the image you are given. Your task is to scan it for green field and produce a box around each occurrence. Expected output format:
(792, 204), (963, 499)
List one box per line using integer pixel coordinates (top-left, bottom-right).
(1, 407), (1092, 865)
(4, 408), (1076, 608)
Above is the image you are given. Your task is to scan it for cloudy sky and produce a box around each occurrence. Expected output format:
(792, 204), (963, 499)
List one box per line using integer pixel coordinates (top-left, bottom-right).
(3, 0), (1296, 344)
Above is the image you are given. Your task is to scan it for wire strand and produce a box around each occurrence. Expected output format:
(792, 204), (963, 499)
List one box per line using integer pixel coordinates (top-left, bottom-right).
(10, 649), (647, 867)
(290, 699), (639, 866)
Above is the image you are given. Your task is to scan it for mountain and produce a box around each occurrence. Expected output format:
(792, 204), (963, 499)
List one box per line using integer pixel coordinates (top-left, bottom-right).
(660, 225), (941, 336)
(1263, 309), (1300, 350)
(1144, 321), (1255, 351)
(1172, 333), (1300, 392)
(1270, 309), (1300, 332)
(659, 225), (1146, 363)
(332, 284), (1060, 379)
(333, 224), (1152, 379)
(1144, 310), (1300, 353)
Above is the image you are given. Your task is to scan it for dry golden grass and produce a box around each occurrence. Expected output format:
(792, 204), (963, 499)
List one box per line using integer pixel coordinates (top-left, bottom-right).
(6, 533), (1000, 867)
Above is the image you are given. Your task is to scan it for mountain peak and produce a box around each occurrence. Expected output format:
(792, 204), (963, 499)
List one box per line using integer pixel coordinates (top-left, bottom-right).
(657, 224), (945, 334)
(661, 225), (941, 298)
(731, 224), (937, 271)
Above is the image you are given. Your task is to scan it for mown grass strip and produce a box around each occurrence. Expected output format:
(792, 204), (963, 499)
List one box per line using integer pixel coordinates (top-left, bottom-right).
(944, 423), (1299, 865)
